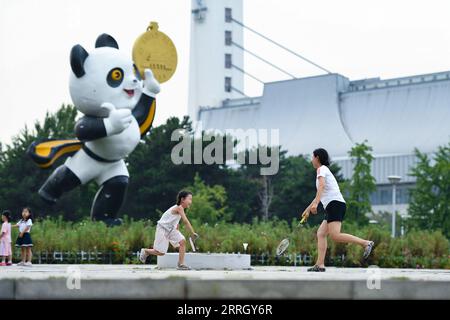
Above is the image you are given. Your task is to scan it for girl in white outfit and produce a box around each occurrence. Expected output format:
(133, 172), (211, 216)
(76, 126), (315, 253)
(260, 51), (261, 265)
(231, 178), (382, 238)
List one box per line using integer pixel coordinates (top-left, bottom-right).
(13, 207), (34, 266)
(140, 191), (198, 270)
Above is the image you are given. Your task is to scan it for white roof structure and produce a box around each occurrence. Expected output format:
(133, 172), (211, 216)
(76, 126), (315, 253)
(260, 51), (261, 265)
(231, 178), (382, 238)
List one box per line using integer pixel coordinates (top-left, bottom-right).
(340, 71), (450, 157)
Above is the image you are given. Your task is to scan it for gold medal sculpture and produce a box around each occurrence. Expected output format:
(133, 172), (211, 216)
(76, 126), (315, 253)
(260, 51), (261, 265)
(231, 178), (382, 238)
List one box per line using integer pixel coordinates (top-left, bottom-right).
(132, 21), (178, 83)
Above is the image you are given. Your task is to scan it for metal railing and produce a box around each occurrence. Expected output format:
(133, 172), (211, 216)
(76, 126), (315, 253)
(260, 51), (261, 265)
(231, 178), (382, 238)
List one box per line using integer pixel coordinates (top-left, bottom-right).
(13, 250), (347, 266)
(198, 97), (261, 114)
(347, 71), (450, 92)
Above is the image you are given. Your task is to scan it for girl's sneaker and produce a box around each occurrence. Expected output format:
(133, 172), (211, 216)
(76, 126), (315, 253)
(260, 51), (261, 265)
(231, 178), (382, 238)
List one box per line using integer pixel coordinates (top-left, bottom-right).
(0, 262), (6, 266)
(17, 261), (25, 266)
(6, 262), (12, 266)
(139, 249), (148, 263)
(177, 264), (191, 270)
(24, 262), (33, 267)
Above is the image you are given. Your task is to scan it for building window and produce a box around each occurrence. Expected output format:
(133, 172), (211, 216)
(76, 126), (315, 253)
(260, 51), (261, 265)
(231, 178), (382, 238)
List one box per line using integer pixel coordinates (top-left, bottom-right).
(225, 77), (232, 92)
(225, 8), (232, 22)
(225, 31), (232, 46)
(225, 54), (232, 68)
(370, 184), (412, 205)
(380, 189), (390, 205)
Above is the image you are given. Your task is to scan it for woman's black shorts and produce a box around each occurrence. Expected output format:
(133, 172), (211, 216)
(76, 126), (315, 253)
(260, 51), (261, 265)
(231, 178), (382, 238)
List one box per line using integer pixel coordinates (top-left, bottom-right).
(324, 200), (346, 223)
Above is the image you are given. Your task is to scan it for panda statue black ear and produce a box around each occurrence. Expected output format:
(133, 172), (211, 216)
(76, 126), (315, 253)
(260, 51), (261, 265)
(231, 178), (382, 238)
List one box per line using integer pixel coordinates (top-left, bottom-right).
(95, 34), (119, 49)
(70, 44), (89, 78)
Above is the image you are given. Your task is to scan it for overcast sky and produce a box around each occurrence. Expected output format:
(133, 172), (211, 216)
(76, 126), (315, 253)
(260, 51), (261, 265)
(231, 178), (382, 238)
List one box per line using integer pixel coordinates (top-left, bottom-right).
(1, 0), (449, 145)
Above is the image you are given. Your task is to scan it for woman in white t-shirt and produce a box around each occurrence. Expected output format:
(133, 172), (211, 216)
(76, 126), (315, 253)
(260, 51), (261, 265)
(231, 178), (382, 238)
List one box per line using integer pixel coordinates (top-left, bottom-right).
(301, 148), (374, 272)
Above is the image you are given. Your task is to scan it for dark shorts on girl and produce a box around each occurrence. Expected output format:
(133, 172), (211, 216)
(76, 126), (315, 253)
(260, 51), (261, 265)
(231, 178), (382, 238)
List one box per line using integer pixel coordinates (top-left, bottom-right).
(15, 233), (33, 247)
(324, 200), (346, 222)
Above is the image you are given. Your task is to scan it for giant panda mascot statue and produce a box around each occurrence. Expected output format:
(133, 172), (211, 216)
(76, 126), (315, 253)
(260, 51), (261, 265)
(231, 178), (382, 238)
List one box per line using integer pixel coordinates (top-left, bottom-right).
(28, 34), (160, 226)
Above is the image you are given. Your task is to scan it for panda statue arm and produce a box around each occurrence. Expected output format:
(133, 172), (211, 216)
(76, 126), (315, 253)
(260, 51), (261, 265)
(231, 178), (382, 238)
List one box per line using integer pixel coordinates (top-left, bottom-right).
(75, 105), (133, 141)
(75, 116), (108, 141)
(132, 93), (156, 137)
(133, 69), (160, 137)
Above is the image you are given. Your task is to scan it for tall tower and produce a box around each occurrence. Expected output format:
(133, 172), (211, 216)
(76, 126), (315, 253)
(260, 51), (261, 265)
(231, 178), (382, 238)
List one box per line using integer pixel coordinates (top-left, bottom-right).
(188, 0), (244, 122)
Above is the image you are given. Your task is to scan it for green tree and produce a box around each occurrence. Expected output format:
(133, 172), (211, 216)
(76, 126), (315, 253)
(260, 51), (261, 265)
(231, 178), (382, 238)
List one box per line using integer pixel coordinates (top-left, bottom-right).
(342, 141), (376, 225)
(407, 143), (450, 238)
(218, 168), (260, 223)
(124, 116), (240, 221)
(124, 116), (263, 223)
(183, 173), (230, 224)
(236, 147), (285, 221)
(370, 210), (404, 236)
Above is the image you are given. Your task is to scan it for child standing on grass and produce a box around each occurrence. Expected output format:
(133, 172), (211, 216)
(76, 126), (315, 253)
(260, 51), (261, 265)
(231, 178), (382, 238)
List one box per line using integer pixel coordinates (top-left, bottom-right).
(0, 210), (13, 266)
(139, 190), (198, 270)
(13, 207), (33, 266)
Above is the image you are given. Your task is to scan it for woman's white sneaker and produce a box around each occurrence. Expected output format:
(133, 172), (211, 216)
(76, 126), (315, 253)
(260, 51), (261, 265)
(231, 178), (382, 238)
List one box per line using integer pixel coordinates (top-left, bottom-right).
(363, 241), (375, 259)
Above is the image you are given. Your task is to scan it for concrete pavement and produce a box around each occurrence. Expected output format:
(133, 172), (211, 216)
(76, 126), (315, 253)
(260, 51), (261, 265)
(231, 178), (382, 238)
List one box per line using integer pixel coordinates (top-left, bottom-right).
(0, 264), (449, 299)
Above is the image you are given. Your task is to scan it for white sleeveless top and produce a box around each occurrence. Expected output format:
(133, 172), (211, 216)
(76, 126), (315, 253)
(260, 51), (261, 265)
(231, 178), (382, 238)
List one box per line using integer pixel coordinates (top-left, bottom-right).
(157, 205), (181, 232)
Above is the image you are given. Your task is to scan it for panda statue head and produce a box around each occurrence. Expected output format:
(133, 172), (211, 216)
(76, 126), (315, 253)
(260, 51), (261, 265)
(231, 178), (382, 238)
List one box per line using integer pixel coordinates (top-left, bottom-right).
(69, 34), (142, 117)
